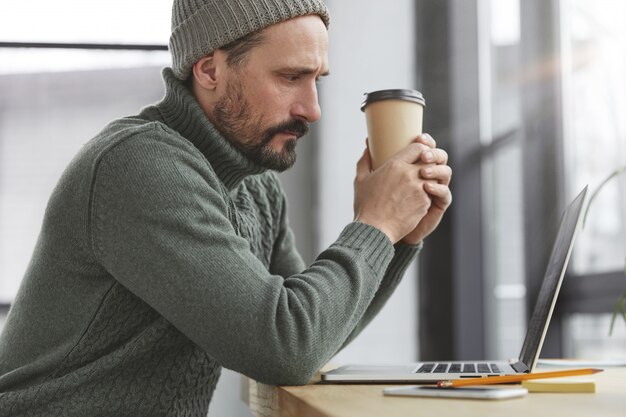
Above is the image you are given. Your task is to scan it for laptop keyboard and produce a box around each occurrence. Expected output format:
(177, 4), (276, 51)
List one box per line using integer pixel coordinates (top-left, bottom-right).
(415, 363), (501, 374)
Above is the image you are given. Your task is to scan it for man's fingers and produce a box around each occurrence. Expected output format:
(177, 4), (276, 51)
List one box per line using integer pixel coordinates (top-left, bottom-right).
(395, 142), (430, 164)
(420, 165), (452, 186)
(414, 133), (436, 149)
(424, 182), (453, 208)
(372, 132), (447, 170)
(355, 147), (372, 180)
(379, 132), (443, 165)
(419, 147), (448, 165)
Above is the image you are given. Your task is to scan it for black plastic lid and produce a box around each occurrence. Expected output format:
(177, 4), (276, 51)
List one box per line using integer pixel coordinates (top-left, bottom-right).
(360, 89), (426, 112)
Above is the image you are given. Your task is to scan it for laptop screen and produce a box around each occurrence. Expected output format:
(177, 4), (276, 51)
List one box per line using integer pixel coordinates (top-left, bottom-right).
(518, 186), (588, 371)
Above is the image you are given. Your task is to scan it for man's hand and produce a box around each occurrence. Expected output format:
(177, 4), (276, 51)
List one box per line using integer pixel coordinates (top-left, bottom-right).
(353, 141), (435, 244)
(400, 134), (452, 245)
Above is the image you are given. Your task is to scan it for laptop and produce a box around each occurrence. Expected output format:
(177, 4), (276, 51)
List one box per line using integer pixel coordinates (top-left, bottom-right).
(321, 186), (588, 383)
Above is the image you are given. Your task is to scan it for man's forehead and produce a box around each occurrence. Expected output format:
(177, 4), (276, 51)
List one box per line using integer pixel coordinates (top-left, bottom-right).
(255, 15), (329, 69)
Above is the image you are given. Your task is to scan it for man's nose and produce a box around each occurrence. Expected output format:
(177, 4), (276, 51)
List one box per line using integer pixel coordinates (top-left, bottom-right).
(291, 84), (321, 123)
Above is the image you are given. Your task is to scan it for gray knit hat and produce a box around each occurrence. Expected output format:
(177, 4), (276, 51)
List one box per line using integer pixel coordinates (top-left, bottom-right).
(169, 0), (331, 80)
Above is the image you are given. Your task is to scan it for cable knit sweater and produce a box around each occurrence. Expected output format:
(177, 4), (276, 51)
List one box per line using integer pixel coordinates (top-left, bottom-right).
(0, 68), (420, 417)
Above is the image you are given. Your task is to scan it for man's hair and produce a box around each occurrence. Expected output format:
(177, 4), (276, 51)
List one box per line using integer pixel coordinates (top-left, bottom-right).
(219, 30), (266, 68)
(184, 30), (265, 88)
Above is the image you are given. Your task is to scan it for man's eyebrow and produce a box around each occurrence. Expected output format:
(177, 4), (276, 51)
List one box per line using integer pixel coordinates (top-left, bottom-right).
(279, 67), (331, 77)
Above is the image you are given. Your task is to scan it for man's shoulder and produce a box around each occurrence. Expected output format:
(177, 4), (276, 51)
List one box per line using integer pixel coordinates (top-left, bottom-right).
(94, 117), (189, 152)
(83, 117), (202, 168)
(69, 117), (222, 194)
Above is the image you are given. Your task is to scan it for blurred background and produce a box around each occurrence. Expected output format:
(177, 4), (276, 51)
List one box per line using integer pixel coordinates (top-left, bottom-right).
(1, 0), (625, 416)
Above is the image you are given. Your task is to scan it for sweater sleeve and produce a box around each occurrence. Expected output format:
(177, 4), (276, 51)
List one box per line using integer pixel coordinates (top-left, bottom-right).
(90, 131), (395, 386)
(268, 179), (422, 352)
(338, 242), (422, 349)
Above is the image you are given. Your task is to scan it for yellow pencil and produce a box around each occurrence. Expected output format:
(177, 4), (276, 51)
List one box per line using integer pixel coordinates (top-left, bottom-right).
(437, 368), (603, 388)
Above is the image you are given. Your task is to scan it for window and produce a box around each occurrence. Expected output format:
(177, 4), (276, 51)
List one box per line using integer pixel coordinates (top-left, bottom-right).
(563, 0), (626, 275)
(559, 0), (626, 357)
(0, 1), (171, 309)
(417, 0), (626, 361)
(0, 63), (169, 304)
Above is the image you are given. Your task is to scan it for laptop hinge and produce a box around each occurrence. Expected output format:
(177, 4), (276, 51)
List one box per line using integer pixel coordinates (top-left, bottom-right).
(509, 360), (531, 373)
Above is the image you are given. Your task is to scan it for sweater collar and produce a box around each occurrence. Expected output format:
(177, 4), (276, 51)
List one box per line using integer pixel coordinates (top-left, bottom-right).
(155, 67), (267, 191)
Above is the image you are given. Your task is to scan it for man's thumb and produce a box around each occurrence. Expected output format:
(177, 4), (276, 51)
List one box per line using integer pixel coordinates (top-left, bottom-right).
(356, 147), (372, 180)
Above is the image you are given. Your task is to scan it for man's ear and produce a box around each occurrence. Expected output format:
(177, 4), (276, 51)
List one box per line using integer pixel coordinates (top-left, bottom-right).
(192, 52), (221, 91)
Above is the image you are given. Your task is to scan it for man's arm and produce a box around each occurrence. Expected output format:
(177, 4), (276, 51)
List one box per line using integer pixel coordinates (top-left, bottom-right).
(91, 132), (396, 386)
(338, 133), (452, 346)
(338, 242), (421, 349)
(269, 180), (421, 351)
(269, 133), (451, 354)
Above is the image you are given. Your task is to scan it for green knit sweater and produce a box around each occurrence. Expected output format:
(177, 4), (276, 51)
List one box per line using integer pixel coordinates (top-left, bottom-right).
(0, 68), (420, 416)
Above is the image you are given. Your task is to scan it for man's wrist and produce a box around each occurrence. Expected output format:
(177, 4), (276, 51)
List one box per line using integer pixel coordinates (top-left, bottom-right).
(353, 216), (396, 243)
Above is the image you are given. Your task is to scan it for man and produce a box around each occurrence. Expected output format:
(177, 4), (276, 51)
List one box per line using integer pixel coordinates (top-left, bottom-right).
(0, 0), (452, 416)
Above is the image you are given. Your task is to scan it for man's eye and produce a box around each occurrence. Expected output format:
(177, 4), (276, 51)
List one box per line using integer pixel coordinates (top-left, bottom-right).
(284, 74), (301, 82)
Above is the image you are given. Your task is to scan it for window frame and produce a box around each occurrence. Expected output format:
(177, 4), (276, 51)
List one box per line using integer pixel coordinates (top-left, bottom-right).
(0, 42), (168, 51)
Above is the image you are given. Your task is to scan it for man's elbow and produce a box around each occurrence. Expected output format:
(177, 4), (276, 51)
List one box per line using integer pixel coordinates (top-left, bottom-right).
(265, 367), (317, 386)
(256, 352), (323, 386)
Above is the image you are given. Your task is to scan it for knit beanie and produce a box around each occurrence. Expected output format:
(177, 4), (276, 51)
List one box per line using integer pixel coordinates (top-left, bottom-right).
(169, 0), (331, 80)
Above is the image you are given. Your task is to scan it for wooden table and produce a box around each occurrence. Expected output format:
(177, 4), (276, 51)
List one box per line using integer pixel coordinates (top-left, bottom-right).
(242, 366), (626, 417)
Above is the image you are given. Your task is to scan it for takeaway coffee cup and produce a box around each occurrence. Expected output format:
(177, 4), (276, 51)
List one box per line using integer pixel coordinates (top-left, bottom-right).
(361, 89), (426, 170)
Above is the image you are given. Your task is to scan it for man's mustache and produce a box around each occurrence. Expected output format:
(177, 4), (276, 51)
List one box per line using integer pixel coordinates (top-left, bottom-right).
(262, 119), (309, 144)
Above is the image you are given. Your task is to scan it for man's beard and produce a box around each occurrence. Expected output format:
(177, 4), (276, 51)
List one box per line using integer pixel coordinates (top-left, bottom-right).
(211, 78), (309, 172)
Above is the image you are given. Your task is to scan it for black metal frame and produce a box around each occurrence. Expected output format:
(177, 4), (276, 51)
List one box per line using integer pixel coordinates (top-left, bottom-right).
(415, 0), (453, 361)
(417, 0), (486, 361)
(0, 42), (167, 51)
(518, 0), (566, 358)
(560, 272), (626, 314)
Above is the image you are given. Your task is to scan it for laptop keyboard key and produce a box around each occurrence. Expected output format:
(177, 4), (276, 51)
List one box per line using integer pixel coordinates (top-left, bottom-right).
(434, 364), (448, 373)
(448, 364), (462, 373)
(416, 364), (435, 373)
(462, 364), (476, 373)
(477, 364), (491, 373)
(417, 362), (500, 374)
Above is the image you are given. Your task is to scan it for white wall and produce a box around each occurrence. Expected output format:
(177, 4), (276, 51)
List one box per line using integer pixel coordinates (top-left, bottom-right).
(318, 0), (419, 364)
